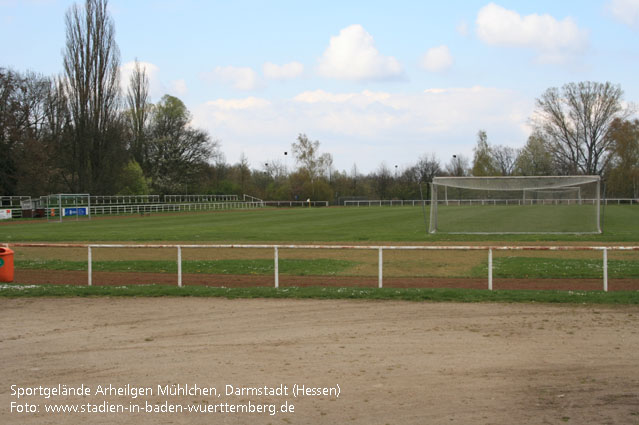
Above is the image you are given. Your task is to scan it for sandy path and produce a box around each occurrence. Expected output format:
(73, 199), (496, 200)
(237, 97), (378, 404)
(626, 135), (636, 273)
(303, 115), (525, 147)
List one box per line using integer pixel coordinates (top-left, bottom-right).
(1, 298), (638, 424)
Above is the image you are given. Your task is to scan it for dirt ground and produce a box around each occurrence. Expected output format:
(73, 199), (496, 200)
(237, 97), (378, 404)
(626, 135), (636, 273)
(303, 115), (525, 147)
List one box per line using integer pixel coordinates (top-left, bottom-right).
(13, 269), (639, 291)
(1, 298), (638, 424)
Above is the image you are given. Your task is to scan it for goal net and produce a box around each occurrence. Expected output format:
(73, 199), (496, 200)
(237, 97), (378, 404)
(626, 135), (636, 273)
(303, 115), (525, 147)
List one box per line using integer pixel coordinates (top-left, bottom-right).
(523, 187), (581, 204)
(429, 176), (601, 234)
(44, 193), (91, 222)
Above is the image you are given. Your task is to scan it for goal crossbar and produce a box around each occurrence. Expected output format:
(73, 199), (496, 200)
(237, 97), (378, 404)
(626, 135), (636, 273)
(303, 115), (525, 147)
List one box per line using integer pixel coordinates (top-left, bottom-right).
(432, 175), (599, 191)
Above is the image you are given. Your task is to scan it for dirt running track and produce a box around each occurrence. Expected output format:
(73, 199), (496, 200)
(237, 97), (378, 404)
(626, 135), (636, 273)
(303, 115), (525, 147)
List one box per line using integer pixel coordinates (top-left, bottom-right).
(1, 298), (638, 424)
(13, 269), (639, 291)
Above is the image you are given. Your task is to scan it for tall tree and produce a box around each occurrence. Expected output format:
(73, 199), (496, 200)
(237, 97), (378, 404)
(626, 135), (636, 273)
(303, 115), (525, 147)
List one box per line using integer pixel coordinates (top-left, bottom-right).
(415, 153), (441, 181)
(237, 153), (251, 194)
(63, 0), (124, 192)
(606, 118), (639, 197)
(125, 59), (150, 169)
(472, 130), (499, 176)
(446, 154), (469, 177)
(0, 69), (22, 194)
(514, 132), (555, 176)
(413, 153), (441, 198)
(0, 68), (57, 195)
(373, 163), (392, 199)
(492, 145), (518, 176)
(147, 95), (218, 194)
(291, 134), (331, 182)
(533, 81), (628, 175)
(291, 133), (332, 196)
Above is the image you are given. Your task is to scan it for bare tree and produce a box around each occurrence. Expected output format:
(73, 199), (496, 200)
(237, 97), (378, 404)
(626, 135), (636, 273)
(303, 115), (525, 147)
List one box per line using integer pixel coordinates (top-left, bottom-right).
(0, 68), (58, 195)
(415, 153), (441, 183)
(237, 153), (251, 194)
(321, 152), (334, 182)
(446, 154), (469, 176)
(126, 59), (150, 169)
(373, 163), (392, 199)
(411, 153), (441, 198)
(533, 81), (629, 175)
(263, 159), (286, 181)
(63, 0), (124, 192)
(291, 133), (331, 183)
(350, 163), (359, 192)
(492, 145), (518, 176)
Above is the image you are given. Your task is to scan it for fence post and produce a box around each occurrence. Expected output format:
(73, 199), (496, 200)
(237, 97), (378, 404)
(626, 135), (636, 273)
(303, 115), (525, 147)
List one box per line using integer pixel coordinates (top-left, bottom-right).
(177, 246), (182, 287)
(274, 247), (279, 288)
(603, 248), (608, 292)
(88, 246), (92, 286)
(488, 248), (493, 291)
(378, 247), (383, 288)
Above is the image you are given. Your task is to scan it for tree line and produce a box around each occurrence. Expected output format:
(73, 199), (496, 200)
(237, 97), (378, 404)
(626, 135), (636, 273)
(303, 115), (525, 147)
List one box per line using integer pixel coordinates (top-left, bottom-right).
(1, 0), (638, 200)
(0, 0), (218, 197)
(468, 81), (637, 198)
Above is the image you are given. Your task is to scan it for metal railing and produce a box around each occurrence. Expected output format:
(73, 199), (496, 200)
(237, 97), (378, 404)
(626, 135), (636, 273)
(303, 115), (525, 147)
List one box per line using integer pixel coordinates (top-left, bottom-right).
(0, 196), (31, 207)
(4, 200), (335, 219)
(264, 201), (329, 207)
(164, 194), (239, 203)
(6, 243), (638, 292)
(344, 198), (639, 206)
(89, 201), (263, 216)
(90, 195), (161, 205)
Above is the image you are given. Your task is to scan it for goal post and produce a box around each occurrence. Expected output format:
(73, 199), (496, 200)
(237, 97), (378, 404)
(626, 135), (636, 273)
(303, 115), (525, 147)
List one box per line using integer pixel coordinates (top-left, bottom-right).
(45, 194), (91, 222)
(429, 176), (601, 234)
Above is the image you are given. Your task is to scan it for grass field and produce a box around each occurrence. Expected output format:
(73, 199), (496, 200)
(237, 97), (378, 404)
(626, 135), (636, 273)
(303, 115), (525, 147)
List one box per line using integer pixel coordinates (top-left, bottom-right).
(11, 256), (639, 279)
(2, 205), (638, 242)
(434, 204), (601, 233)
(2, 205), (638, 299)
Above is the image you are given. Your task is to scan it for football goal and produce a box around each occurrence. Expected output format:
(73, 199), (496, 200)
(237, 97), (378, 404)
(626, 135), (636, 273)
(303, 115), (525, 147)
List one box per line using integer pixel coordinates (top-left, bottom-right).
(429, 176), (601, 234)
(45, 193), (91, 222)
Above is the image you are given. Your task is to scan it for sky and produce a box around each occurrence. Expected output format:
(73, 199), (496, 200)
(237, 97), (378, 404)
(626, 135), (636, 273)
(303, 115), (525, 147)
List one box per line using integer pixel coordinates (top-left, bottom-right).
(1, 0), (639, 174)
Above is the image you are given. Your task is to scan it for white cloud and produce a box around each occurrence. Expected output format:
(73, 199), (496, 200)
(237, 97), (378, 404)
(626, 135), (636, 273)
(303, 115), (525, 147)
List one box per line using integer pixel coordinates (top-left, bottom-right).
(263, 61), (304, 80)
(476, 3), (589, 63)
(317, 24), (403, 81)
(170, 79), (188, 96)
(205, 97), (271, 110)
(192, 87), (532, 172)
(608, 0), (639, 29)
(207, 66), (260, 91)
(420, 45), (454, 72)
(293, 89), (391, 105)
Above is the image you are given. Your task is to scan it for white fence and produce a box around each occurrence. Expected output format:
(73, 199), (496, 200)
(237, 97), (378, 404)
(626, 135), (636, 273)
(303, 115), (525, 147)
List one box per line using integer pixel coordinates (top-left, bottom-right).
(345, 199), (639, 206)
(7, 201), (264, 218)
(90, 201), (263, 216)
(264, 201), (329, 207)
(7, 199), (332, 218)
(6, 243), (638, 291)
(1, 196), (31, 207)
(90, 195), (161, 205)
(164, 194), (239, 203)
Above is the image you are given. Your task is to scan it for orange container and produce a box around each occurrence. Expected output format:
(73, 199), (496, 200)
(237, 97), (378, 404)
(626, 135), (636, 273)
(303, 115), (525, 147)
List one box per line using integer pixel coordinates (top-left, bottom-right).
(0, 247), (14, 283)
